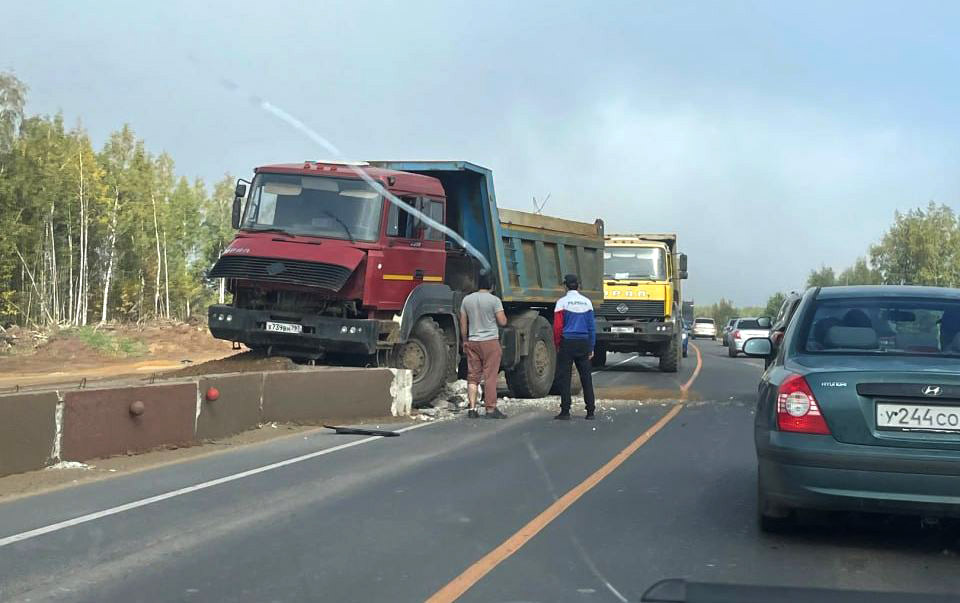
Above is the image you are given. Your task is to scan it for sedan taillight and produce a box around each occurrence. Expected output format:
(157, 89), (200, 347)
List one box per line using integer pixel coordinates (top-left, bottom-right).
(777, 374), (830, 434)
(733, 330), (741, 339)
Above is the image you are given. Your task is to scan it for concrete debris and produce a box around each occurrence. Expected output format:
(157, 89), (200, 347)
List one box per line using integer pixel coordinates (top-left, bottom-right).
(444, 379), (468, 396)
(46, 461), (92, 470)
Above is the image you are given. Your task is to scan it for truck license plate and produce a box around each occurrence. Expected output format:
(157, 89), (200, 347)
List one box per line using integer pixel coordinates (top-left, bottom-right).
(877, 402), (960, 432)
(265, 321), (303, 334)
(611, 327), (633, 333)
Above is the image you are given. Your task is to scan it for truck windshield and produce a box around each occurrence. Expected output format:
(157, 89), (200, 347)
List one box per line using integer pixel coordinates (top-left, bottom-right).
(604, 247), (666, 280)
(242, 173), (383, 242)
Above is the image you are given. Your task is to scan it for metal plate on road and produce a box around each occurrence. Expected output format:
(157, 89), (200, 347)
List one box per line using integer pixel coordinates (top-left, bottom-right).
(877, 402), (960, 432)
(611, 327), (633, 333)
(265, 321), (303, 334)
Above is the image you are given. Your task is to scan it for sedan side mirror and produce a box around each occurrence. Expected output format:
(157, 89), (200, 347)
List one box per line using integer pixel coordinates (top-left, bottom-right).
(742, 337), (773, 358)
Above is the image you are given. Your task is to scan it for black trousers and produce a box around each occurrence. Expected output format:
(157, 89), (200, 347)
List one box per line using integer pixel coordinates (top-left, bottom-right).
(557, 338), (596, 413)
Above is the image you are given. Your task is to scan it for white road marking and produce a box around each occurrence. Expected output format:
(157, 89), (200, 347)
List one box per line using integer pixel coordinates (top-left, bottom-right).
(0, 422), (434, 548)
(591, 354), (637, 375)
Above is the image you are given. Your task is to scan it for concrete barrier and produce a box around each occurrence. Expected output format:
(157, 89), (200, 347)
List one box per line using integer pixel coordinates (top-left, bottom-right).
(0, 392), (58, 477)
(0, 366), (412, 475)
(262, 367), (410, 424)
(61, 383), (198, 461)
(195, 373), (264, 440)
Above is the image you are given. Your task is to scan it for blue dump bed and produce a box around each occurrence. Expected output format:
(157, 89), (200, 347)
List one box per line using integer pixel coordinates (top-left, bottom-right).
(370, 161), (604, 305)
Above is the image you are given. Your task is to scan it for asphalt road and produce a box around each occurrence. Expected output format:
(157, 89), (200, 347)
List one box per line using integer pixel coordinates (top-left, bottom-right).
(3, 342), (960, 602)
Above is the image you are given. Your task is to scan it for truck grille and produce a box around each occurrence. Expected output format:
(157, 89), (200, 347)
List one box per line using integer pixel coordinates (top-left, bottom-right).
(598, 300), (665, 318)
(209, 256), (354, 291)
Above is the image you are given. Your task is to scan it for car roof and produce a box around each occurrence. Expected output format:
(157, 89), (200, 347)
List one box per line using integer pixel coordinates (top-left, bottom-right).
(814, 285), (960, 300)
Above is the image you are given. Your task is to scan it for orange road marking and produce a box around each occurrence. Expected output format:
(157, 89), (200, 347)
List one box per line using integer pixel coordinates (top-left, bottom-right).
(426, 403), (685, 603)
(680, 343), (703, 398)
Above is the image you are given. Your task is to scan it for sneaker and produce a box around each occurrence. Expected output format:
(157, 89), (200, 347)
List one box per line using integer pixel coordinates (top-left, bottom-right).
(467, 409), (480, 419)
(585, 412), (596, 420)
(486, 408), (508, 419)
(554, 412), (571, 420)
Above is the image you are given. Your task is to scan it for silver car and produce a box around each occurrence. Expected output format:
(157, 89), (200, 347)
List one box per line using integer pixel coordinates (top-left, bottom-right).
(727, 317), (771, 357)
(691, 317), (717, 339)
(720, 317), (739, 346)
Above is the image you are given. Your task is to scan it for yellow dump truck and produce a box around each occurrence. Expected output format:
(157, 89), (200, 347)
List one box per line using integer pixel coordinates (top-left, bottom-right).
(593, 234), (688, 372)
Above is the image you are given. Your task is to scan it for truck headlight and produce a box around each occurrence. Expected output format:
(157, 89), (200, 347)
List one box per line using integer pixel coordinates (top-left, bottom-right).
(341, 326), (349, 333)
(225, 314), (233, 322)
(349, 327), (356, 334)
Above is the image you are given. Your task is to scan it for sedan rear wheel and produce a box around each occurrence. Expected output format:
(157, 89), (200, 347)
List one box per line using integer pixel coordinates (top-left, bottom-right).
(758, 479), (795, 533)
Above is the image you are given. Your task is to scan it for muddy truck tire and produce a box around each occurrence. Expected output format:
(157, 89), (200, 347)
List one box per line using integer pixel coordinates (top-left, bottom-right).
(658, 333), (681, 373)
(397, 317), (448, 406)
(505, 316), (556, 398)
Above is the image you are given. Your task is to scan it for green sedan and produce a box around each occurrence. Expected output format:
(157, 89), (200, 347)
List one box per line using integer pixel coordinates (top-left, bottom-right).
(744, 285), (960, 531)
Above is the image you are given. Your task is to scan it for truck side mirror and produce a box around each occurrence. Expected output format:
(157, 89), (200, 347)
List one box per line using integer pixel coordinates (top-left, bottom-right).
(235, 182), (247, 198)
(231, 196), (242, 229)
(678, 253), (688, 272)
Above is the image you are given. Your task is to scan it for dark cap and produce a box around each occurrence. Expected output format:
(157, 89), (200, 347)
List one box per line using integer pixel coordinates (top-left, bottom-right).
(563, 274), (580, 288)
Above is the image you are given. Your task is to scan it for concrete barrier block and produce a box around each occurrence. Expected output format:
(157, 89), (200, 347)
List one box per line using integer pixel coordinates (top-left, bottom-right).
(196, 373), (264, 440)
(262, 368), (404, 424)
(62, 383), (197, 461)
(389, 369), (413, 417)
(0, 392), (58, 477)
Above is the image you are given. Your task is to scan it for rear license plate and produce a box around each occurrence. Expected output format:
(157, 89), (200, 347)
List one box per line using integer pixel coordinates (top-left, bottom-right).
(876, 402), (960, 432)
(611, 327), (633, 333)
(265, 321), (303, 334)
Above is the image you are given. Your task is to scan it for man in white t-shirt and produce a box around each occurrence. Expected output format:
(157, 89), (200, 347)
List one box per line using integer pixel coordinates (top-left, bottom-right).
(459, 273), (508, 418)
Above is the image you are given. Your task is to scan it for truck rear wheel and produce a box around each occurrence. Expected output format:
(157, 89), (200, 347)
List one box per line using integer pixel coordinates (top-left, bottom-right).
(658, 333), (680, 373)
(505, 316), (556, 398)
(397, 317), (447, 406)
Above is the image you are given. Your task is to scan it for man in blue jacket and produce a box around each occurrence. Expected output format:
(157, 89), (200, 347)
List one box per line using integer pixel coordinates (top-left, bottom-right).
(552, 274), (597, 420)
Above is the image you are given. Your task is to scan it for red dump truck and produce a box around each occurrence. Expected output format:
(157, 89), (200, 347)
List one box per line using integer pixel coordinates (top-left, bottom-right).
(208, 160), (604, 404)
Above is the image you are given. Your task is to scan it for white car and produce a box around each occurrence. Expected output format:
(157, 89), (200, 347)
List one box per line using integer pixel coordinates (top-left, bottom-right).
(691, 317), (717, 339)
(727, 317), (771, 357)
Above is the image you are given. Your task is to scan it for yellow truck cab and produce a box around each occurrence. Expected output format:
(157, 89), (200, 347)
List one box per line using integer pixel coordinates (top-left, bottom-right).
(594, 234), (688, 372)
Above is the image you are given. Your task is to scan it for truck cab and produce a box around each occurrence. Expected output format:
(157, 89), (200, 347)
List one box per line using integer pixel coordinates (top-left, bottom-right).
(594, 234), (688, 372)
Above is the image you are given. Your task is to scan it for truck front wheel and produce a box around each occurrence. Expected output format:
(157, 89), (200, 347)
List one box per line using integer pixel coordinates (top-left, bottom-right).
(658, 333), (681, 373)
(506, 316), (556, 398)
(397, 317), (447, 406)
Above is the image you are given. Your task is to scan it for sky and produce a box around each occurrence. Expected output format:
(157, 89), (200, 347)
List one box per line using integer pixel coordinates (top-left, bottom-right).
(4, 0), (960, 306)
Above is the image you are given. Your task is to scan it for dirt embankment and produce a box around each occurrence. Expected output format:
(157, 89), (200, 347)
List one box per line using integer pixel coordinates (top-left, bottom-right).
(164, 351), (302, 378)
(0, 322), (237, 389)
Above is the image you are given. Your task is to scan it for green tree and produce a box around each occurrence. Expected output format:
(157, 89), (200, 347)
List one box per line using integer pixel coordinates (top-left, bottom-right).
(870, 203), (960, 287)
(0, 72), (27, 153)
(709, 298), (737, 328)
(807, 265), (836, 288)
(837, 257), (881, 286)
(764, 292), (786, 319)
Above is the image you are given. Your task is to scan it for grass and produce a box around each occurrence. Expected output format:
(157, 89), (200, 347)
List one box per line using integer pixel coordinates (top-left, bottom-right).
(72, 326), (148, 358)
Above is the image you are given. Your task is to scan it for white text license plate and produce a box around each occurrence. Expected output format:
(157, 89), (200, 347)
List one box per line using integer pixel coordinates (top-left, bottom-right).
(265, 321), (303, 334)
(876, 403), (960, 432)
(611, 327), (633, 333)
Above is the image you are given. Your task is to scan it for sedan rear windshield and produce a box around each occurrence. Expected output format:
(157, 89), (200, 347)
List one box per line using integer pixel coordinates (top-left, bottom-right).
(695, 318), (714, 324)
(737, 319), (762, 329)
(801, 297), (960, 357)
